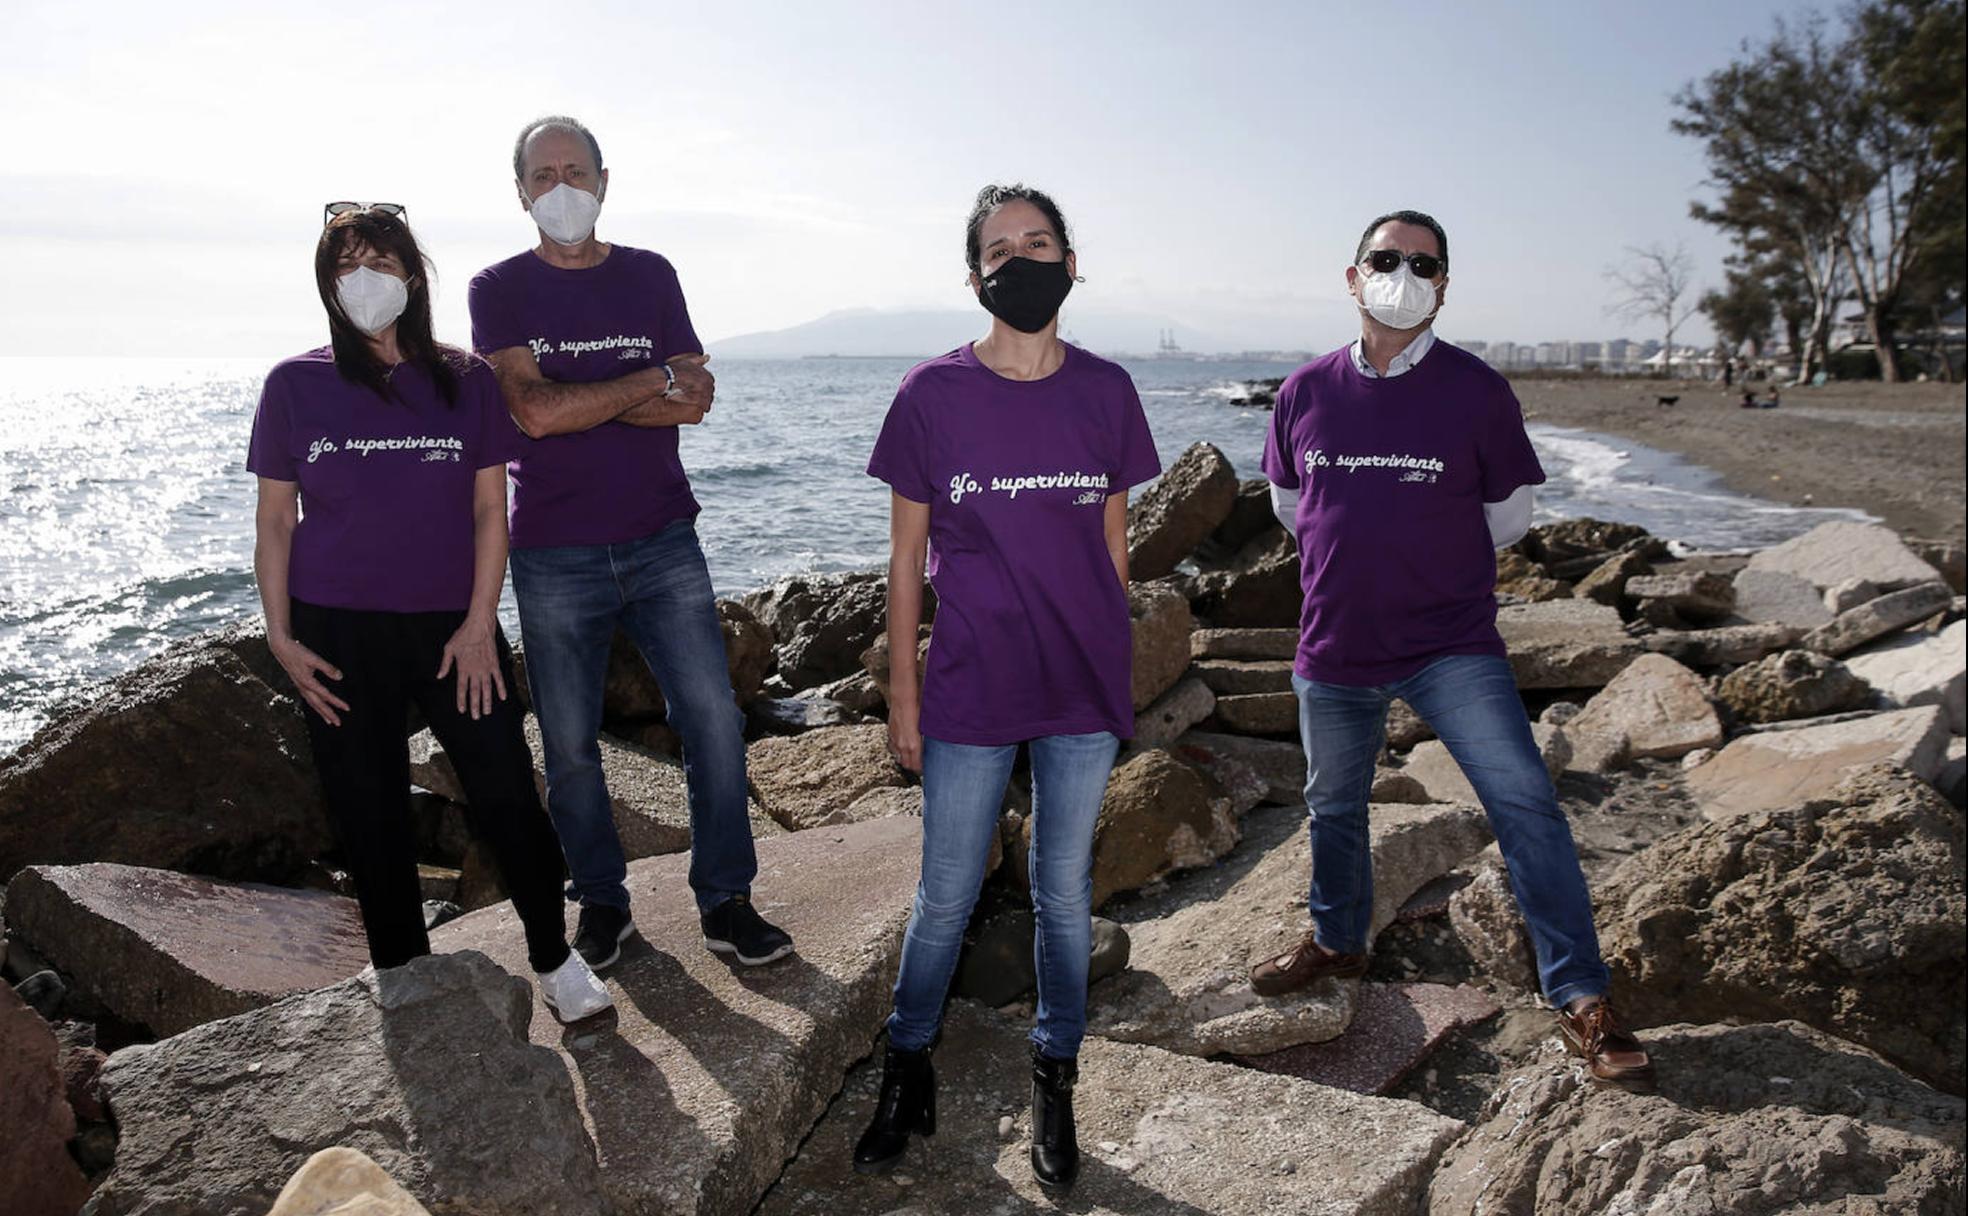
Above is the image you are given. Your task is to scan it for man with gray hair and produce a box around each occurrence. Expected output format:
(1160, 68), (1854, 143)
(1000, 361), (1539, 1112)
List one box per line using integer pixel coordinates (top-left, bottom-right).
(468, 114), (793, 973)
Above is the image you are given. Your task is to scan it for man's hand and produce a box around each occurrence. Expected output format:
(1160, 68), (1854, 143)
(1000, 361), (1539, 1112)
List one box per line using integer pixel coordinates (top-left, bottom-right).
(666, 353), (715, 411)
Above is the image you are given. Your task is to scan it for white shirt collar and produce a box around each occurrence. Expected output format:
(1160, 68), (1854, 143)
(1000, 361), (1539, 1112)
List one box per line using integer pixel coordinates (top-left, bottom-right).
(1349, 328), (1437, 379)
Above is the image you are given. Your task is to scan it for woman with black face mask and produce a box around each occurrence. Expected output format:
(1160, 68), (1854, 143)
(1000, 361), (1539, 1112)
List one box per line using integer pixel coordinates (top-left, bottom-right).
(855, 184), (1162, 1193)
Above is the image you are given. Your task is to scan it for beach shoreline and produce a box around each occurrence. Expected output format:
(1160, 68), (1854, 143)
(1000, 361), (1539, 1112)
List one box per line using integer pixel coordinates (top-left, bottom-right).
(1509, 376), (1967, 543)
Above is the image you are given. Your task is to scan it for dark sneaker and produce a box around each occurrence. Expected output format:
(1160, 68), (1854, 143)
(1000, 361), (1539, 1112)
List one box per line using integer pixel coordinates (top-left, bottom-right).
(701, 895), (794, 966)
(1249, 931), (1367, 997)
(573, 904), (635, 971)
(1557, 998), (1656, 1090)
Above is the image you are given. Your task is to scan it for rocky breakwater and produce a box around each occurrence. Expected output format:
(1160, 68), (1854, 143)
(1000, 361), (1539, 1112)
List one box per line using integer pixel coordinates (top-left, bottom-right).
(2, 443), (1965, 1212)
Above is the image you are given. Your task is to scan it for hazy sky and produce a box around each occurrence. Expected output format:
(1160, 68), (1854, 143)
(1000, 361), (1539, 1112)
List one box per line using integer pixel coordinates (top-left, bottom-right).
(6, 0), (1819, 358)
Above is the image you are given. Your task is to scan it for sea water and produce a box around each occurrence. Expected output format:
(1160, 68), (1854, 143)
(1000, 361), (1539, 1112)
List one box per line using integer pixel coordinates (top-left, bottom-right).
(0, 355), (1866, 756)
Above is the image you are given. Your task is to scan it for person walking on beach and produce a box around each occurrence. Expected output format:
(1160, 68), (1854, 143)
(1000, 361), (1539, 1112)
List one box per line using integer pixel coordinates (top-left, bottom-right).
(468, 115), (792, 972)
(1248, 209), (1655, 1089)
(249, 203), (612, 1022)
(853, 184), (1162, 1191)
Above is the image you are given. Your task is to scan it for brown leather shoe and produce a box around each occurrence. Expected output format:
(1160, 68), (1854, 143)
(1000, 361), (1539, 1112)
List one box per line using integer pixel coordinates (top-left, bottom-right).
(1557, 998), (1656, 1090)
(1249, 932), (1367, 997)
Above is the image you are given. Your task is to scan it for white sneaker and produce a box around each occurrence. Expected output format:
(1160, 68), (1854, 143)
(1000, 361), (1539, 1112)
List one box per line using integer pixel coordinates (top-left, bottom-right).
(537, 951), (614, 1022)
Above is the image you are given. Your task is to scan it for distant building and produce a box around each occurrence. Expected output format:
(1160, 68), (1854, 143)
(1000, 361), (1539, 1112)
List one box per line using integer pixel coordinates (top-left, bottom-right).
(1460, 339), (1488, 358)
(1576, 340), (1603, 366)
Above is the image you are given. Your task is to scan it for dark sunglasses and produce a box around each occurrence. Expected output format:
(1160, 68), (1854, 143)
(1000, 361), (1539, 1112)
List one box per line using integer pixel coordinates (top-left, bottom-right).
(1362, 249), (1444, 279)
(323, 201), (407, 226)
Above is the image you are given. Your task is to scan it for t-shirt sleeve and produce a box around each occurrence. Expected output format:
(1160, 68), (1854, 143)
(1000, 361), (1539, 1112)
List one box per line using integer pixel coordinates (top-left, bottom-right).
(867, 381), (934, 505)
(245, 367), (297, 481)
(468, 267), (523, 356)
(467, 360), (524, 469)
(657, 259), (704, 362)
(1261, 377), (1300, 490)
(1478, 379), (1546, 501)
(1114, 377), (1161, 489)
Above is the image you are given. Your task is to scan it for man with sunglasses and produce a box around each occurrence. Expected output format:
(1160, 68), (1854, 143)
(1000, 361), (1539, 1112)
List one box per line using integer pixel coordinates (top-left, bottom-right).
(1250, 210), (1654, 1090)
(467, 114), (793, 973)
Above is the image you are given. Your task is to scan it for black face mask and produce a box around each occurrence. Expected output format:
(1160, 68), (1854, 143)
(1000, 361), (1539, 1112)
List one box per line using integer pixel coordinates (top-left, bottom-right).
(976, 255), (1074, 333)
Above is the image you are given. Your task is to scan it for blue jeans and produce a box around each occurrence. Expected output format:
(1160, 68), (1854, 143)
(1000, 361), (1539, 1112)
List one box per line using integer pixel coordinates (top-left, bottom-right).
(1293, 653), (1609, 1009)
(886, 731), (1120, 1059)
(509, 519), (756, 916)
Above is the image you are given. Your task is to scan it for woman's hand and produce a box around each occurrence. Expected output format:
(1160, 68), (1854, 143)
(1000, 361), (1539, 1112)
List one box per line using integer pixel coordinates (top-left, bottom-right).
(887, 697), (923, 774)
(269, 634), (350, 726)
(437, 616), (507, 720)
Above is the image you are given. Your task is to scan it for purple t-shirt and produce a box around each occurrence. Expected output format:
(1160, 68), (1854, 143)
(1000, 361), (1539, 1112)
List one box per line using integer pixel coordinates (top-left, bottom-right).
(1260, 341), (1545, 686)
(868, 342), (1161, 745)
(468, 245), (703, 549)
(246, 348), (520, 613)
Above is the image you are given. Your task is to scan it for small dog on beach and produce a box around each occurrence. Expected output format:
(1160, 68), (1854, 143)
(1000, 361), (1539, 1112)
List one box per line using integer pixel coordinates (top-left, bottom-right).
(1654, 395), (1680, 407)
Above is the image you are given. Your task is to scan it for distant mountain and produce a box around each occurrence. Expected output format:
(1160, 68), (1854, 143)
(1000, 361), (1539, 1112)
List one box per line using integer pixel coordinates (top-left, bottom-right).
(708, 307), (1222, 359)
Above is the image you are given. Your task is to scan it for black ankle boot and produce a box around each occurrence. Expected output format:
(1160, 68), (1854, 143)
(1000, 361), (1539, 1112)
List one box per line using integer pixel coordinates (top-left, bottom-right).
(1029, 1044), (1080, 1192)
(852, 1044), (935, 1173)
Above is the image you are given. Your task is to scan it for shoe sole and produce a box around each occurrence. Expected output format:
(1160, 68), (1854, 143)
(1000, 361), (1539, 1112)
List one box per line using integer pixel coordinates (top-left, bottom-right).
(578, 921), (638, 972)
(540, 990), (615, 1024)
(704, 937), (795, 967)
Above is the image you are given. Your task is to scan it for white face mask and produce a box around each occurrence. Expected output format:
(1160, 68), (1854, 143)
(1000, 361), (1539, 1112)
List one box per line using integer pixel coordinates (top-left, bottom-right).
(336, 265), (409, 337)
(528, 181), (603, 245)
(1358, 262), (1440, 330)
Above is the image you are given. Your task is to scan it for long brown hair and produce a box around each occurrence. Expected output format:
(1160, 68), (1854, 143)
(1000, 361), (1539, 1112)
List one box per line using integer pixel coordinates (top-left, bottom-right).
(313, 208), (464, 405)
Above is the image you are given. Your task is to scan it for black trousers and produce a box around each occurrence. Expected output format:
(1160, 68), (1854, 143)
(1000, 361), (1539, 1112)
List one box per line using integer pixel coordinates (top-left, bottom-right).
(292, 598), (570, 973)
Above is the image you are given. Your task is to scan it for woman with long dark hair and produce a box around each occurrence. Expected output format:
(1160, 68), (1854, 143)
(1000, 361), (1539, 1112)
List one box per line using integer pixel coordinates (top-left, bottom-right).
(248, 203), (609, 1020)
(854, 184), (1161, 1192)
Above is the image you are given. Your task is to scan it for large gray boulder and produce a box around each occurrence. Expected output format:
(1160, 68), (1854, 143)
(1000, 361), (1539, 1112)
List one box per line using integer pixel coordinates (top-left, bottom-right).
(1801, 580), (1954, 656)
(1186, 530), (1304, 628)
(1, 983), (92, 1216)
(1845, 617), (1967, 733)
(1744, 520), (1944, 593)
(759, 1000), (1465, 1216)
(1600, 765), (1965, 1094)
(408, 715), (783, 857)
(0, 638), (330, 884)
(1686, 705), (1952, 820)
(1624, 569), (1736, 624)
(1129, 579), (1195, 710)
(1731, 567), (1836, 629)
(1641, 621), (1804, 668)
(744, 570), (923, 691)
(1126, 441), (1239, 581)
(1715, 648), (1873, 724)
(1191, 658), (1294, 695)
(429, 815), (924, 1216)
(746, 724), (908, 831)
(1494, 600), (1643, 689)
(1427, 1021), (1966, 1216)
(1088, 801), (1491, 1056)
(1563, 653), (1721, 760)
(83, 952), (605, 1216)
(5, 863), (370, 1037)
(1214, 691), (1299, 735)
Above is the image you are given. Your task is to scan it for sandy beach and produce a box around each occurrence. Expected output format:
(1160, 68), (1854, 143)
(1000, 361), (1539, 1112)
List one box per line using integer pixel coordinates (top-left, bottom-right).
(1512, 376), (1967, 543)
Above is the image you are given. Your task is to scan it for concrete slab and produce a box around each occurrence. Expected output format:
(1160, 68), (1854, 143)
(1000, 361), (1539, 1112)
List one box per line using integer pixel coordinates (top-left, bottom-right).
(1843, 618), (1966, 733)
(756, 1000), (1464, 1216)
(431, 814), (923, 1216)
(1687, 706), (1952, 821)
(5, 863), (369, 1036)
(1238, 981), (1500, 1095)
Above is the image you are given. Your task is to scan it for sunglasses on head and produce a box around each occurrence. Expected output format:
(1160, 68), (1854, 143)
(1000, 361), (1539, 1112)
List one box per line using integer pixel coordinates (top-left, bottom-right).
(1362, 249), (1444, 279)
(323, 201), (407, 226)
